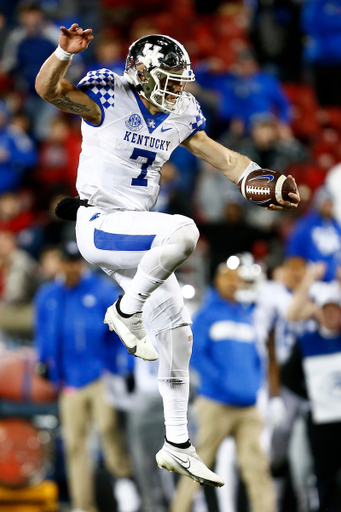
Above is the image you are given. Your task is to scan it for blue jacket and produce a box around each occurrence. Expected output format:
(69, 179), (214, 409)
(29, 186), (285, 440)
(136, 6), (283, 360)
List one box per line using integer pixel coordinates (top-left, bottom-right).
(302, 0), (341, 65)
(0, 126), (36, 193)
(286, 210), (341, 281)
(17, 35), (58, 93)
(195, 68), (291, 128)
(191, 289), (262, 407)
(35, 272), (128, 388)
(299, 329), (341, 359)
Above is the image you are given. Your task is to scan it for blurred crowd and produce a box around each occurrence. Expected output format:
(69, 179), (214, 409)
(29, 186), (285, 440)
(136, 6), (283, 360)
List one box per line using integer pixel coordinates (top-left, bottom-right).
(0, 0), (341, 512)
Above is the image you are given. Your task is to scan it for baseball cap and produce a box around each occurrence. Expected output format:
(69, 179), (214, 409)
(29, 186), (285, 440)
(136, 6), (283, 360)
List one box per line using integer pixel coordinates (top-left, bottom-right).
(60, 240), (82, 261)
(312, 186), (333, 211)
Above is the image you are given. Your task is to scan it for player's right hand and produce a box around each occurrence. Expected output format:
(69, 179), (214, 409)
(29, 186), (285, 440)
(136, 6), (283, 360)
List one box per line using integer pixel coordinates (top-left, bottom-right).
(59, 23), (93, 54)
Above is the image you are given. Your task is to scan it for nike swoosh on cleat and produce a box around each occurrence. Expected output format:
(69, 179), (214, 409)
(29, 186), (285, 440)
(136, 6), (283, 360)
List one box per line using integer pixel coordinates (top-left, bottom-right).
(126, 344), (137, 355)
(161, 127), (172, 132)
(114, 330), (137, 354)
(171, 454), (191, 469)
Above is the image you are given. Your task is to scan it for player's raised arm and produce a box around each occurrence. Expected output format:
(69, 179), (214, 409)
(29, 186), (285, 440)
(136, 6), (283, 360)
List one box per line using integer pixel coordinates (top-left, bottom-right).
(35, 24), (101, 125)
(183, 129), (300, 211)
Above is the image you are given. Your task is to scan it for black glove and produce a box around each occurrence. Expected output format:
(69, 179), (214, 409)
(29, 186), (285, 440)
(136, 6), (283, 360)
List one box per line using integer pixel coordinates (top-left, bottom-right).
(35, 362), (50, 381)
(55, 196), (81, 221)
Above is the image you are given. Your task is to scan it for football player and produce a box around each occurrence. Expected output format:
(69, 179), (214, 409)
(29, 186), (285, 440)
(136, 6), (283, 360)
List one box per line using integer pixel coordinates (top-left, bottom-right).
(35, 24), (299, 487)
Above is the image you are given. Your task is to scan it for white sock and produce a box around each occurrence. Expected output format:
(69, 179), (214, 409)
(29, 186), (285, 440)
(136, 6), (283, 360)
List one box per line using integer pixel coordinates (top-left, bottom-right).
(119, 265), (164, 314)
(157, 325), (193, 444)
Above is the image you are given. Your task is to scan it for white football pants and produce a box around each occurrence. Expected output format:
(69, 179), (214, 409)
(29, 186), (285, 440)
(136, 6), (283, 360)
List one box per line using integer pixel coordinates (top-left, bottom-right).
(76, 206), (197, 443)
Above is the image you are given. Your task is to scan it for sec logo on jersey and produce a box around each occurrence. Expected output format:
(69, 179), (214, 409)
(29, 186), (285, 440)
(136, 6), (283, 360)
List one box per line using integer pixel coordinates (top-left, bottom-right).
(125, 113), (143, 131)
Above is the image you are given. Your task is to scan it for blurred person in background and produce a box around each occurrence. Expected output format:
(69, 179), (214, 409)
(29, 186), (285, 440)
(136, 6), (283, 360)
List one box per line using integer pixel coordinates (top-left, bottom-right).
(301, 0), (341, 106)
(0, 229), (39, 336)
(194, 48), (292, 138)
(1, 0), (60, 139)
(172, 262), (276, 512)
(37, 244), (63, 283)
(39, 192), (78, 248)
(326, 160), (341, 228)
(34, 115), (81, 201)
(282, 284), (341, 512)
(197, 191), (271, 280)
(169, 145), (200, 201)
(254, 257), (323, 512)
(0, 191), (35, 235)
(220, 115), (309, 175)
(0, 99), (36, 194)
(0, 9), (9, 57)
(152, 160), (195, 218)
(249, 0), (303, 82)
(0, 190), (42, 258)
(0, 10), (13, 93)
(84, 34), (125, 76)
(35, 240), (140, 512)
(286, 186), (341, 282)
(128, 17), (161, 43)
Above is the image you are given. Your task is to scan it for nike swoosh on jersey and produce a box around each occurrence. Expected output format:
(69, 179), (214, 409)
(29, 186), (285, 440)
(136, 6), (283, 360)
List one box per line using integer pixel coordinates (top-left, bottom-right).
(161, 127), (172, 132)
(171, 454), (191, 469)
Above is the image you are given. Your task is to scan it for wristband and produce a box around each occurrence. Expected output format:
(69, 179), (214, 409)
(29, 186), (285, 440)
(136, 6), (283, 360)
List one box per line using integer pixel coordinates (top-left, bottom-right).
(238, 161), (261, 184)
(54, 45), (74, 61)
(238, 161), (261, 200)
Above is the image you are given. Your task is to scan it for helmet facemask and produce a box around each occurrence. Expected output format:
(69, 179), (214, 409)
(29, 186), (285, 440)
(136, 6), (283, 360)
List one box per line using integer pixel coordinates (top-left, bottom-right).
(148, 67), (194, 114)
(125, 35), (195, 115)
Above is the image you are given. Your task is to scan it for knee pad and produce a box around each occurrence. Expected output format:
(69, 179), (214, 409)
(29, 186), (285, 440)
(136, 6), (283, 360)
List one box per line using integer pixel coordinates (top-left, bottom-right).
(168, 222), (200, 258)
(153, 214), (199, 249)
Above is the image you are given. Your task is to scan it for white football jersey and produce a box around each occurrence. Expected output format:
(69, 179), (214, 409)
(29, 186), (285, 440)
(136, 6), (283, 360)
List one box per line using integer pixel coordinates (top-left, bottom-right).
(76, 69), (206, 211)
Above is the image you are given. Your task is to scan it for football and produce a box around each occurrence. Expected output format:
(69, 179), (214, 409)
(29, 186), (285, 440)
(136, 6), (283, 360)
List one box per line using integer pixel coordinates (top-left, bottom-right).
(238, 169), (297, 208)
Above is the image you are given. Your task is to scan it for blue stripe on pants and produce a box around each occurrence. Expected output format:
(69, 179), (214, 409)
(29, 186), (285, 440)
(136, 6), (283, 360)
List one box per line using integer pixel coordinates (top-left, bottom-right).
(94, 228), (156, 251)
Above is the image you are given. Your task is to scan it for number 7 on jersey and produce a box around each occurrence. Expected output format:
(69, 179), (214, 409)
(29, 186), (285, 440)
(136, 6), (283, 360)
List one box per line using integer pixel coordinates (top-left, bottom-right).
(130, 148), (156, 187)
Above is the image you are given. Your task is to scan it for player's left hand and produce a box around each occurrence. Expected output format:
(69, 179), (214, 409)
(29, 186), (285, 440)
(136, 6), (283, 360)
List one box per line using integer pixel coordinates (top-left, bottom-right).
(267, 175), (300, 211)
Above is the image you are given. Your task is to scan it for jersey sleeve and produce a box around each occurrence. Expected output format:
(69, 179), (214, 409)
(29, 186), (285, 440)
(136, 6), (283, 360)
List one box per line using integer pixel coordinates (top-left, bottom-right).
(77, 68), (116, 126)
(189, 99), (206, 136)
(180, 96), (206, 142)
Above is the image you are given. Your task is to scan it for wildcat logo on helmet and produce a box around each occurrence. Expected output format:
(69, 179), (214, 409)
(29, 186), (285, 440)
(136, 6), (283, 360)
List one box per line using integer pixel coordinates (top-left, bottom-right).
(125, 113), (143, 132)
(141, 44), (163, 68)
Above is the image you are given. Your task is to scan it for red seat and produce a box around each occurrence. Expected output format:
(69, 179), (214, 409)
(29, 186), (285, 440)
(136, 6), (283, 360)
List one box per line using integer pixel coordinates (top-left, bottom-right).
(287, 163), (327, 192)
(318, 106), (341, 131)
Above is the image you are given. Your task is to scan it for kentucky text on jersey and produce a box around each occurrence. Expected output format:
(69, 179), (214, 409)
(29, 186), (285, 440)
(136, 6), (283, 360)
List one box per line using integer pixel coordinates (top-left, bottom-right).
(123, 131), (171, 151)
